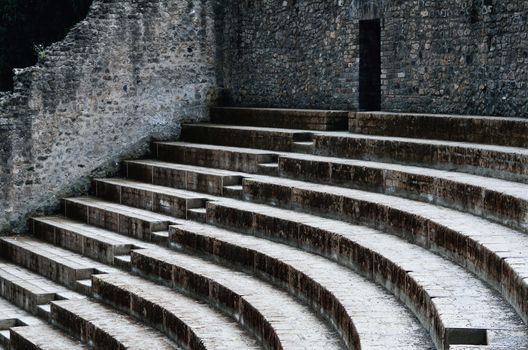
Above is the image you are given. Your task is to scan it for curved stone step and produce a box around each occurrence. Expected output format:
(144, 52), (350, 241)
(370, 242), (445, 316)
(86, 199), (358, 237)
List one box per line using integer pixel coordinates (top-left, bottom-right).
(92, 273), (261, 350)
(315, 133), (528, 183)
(94, 178), (209, 219)
(0, 260), (84, 316)
(181, 124), (314, 152)
(63, 197), (180, 244)
(50, 298), (179, 349)
(212, 107), (349, 131)
(0, 296), (44, 349)
(216, 175), (528, 324)
(63, 196), (177, 242)
(31, 216), (148, 266)
(168, 221), (434, 349)
(125, 159), (242, 196)
(174, 124), (528, 183)
(26, 215), (344, 349)
(0, 236), (119, 291)
(153, 142), (278, 173)
(118, 154), (528, 234)
(202, 198), (528, 349)
(349, 111), (528, 147)
(10, 324), (88, 349)
(132, 248), (345, 350)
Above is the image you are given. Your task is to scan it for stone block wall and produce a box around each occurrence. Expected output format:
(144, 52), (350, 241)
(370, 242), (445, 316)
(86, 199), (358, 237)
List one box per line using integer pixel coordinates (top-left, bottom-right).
(0, 0), (219, 233)
(218, 0), (528, 117)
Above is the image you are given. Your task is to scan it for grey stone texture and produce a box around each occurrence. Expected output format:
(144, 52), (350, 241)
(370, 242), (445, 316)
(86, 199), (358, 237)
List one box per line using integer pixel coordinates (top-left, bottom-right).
(0, 0), (218, 233)
(217, 0), (528, 116)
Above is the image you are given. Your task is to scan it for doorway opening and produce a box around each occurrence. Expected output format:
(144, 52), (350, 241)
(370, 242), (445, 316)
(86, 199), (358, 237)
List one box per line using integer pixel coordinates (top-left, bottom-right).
(359, 19), (381, 111)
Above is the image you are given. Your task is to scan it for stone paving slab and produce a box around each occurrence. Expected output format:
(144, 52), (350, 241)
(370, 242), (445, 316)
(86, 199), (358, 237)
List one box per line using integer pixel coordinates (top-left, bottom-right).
(204, 197), (528, 349)
(93, 273), (261, 350)
(169, 221), (434, 350)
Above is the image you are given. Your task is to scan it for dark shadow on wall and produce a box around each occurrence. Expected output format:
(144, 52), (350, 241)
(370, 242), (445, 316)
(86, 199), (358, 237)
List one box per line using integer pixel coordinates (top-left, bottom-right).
(0, 0), (92, 91)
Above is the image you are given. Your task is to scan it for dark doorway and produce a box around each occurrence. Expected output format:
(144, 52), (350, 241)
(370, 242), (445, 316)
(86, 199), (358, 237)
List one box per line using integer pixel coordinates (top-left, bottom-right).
(359, 19), (381, 111)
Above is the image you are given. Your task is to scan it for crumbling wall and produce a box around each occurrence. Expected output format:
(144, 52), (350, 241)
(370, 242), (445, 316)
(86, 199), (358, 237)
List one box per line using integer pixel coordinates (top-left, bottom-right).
(0, 0), (218, 233)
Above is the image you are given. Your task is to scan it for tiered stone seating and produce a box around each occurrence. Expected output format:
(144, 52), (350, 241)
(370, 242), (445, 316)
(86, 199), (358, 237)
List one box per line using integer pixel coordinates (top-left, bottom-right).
(1, 106), (527, 349)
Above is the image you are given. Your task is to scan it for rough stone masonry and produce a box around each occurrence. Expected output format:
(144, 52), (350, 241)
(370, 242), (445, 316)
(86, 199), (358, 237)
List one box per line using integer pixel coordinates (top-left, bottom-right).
(0, 0), (219, 233)
(1, 0), (528, 233)
(218, 0), (528, 115)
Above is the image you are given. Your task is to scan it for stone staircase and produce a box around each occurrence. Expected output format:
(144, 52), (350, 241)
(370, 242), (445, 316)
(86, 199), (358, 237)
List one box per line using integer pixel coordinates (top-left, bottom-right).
(0, 107), (527, 349)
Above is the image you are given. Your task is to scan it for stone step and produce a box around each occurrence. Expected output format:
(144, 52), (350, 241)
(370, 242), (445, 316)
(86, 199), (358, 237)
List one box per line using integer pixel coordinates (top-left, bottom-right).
(153, 142), (278, 174)
(232, 175), (528, 325)
(26, 212), (346, 349)
(278, 153), (528, 233)
(94, 178), (209, 219)
(202, 198), (528, 349)
(63, 196), (176, 242)
(0, 259), (84, 315)
(349, 111), (528, 147)
(10, 324), (88, 349)
(223, 184), (244, 199)
(135, 146), (528, 233)
(0, 297), (43, 349)
(0, 236), (118, 291)
(315, 132), (528, 183)
(131, 248), (345, 350)
(124, 159), (243, 196)
(31, 216), (146, 266)
(211, 107), (349, 131)
(50, 299), (179, 349)
(181, 124), (314, 152)
(156, 133), (528, 183)
(169, 221), (434, 349)
(92, 273), (261, 350)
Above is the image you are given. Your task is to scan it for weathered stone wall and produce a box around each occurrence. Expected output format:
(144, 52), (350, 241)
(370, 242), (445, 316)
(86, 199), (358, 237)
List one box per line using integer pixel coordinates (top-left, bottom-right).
(218, 0), (528, 117)
(0, 0), (218, 233)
